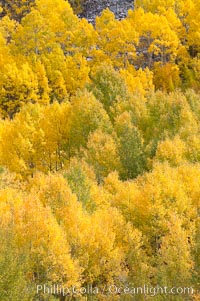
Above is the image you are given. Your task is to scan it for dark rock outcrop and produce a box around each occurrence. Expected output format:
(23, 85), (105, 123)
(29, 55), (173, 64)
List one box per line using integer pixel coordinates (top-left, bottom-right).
(79, 0), (134, 24)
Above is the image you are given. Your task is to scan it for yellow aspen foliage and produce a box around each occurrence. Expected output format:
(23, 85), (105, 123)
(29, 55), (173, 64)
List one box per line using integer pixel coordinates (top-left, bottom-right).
(0, 104), (42, 176)
(104, 171), (149, 223)
(135, 0), (200, 58)
(35, 0), (79, 52)
(27, 173), (84, 261)
(174, 164), (200, 208)
(114, 111), (145, 179)
(33, 60), (50, 104)
(88, 48), (113, 71)
(50, 70), (68, 102)
(111, 91), (148, 131)
(89, 63), (129, 114)
(84, 129), (122, 182)
(35, 0), (78, 31)
(128, 8), (180, 67)
(177, 0), (199, 46)
(184, 89), (200, 122)
(77, 209), (124, 287)
(0, 62), (39, 118)
(28, 173), (120, 288)
(63, 157), (97, 212)
(157, 215), (194, 287)
(37, 101), (71, 172)
(0, 15), (18, 43)
(64, 54), (90, 95)
(0, 228), (31, 300)
(39, 46), (69, 101)
(144, 90), (197, 145)
(175, 100), (199, 140)
(0, 102), (73, 176)
(180, 63), (200, 91)
(189, 58), (200, 91)
(0, 187), (81, 290)
(72, 18), (98, 57)
(154, 136), (187, 166)
(96, 9), (139, 68)
(0, 0), (200, 296)
(0, 0), (35, 21)
(0, 32), (12, 67)
(135, 0), (175, 13)
(163, 7), (185, 36)
(42, 46), (90, 97)
(120, 66), (154, 96)
(137, 163), (198, 226)
(153, 62), (181, 91)
(186, 136), (200, 164)
(68, 90), (112, 153)
(12, 9), (54, 57)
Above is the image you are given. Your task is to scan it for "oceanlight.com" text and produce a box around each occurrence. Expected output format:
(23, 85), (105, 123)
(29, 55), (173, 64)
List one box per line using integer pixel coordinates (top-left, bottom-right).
(37, 284), (195, 297)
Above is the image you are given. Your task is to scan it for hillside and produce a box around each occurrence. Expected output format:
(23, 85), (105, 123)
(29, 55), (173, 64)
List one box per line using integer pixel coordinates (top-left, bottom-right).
(0, 0), (200, 300)
(0, 0), (134, 23)
(79, 0), (134, 23)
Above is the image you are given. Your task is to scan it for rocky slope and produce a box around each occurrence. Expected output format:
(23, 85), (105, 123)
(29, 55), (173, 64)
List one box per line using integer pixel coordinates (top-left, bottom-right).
(79, 0), (134, 23)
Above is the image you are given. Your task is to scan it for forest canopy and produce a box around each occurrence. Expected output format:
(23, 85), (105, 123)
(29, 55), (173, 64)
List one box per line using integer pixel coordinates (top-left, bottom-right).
(0, 0), (200, 300)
